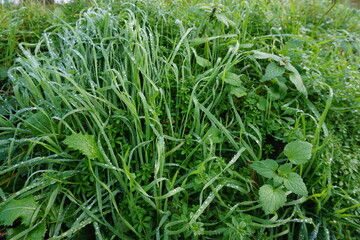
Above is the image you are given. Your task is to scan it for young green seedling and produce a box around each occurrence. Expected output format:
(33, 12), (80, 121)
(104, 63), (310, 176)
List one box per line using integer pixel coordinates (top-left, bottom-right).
(250, 140), (312, 214)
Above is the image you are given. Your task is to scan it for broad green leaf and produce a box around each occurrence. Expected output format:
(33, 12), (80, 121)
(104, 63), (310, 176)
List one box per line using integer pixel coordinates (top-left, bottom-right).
(268, 87), (281, 100)
(205, 126), (223, 144)
(285, 63), (307, 97)
(284, 140), (313, 165)
(262, 62), (285, 81)
(277, 163), (292, 177)
(229, 86), (247, 98)
(223, 72), (242, 86)
(0, 196), (38, 226)
(289, 73), (307, 97)
(195, 55), (211, 67)
(252, 51), (282, 61)
(275, 77), (288, 97)
(29, 222), (47, 240)
(273, 175), (284, 187)
(257, 97), (267, 111)
(250, 159), (278, 179)
(283, 172), (308, 196)
(7, 221), (46, 240)
(63, 133), (101, 160)
(259, 184), (287, 214)
(25, 111), (53, 135)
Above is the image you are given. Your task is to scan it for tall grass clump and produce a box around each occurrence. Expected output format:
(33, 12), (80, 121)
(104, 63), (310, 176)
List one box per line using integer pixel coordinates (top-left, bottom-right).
(0, 0), (91, 87)
(0, 0), (359, 239)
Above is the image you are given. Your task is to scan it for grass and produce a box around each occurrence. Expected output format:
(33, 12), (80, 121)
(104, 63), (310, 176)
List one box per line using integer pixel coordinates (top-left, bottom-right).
(0, 0), (359, 239)
(0, 0), (91, 85)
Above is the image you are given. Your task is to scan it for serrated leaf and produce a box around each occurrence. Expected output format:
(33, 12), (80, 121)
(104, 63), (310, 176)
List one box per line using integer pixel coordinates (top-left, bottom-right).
(283, 172), (308, 196)
(63, 133), (101, 160)
(262, 62), (285, 81)
(284, 140), (313, 165)
(250, 159), (278, 179)
(277, 163), (293, 177)
(195, 55), (211, 67)
(223, 72), (242, 86)
(259, 184), (287, 214)
(0, 196), (38, 226)
(285, 63), (307, 97)
(7, 221), (46, 240)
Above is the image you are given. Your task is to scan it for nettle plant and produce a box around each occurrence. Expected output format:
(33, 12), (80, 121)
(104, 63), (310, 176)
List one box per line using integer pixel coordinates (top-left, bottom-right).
(251, 140), (313, 214)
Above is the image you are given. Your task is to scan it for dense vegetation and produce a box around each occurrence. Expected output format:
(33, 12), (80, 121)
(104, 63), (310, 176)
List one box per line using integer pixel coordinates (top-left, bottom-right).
(0, 0), (359, 239)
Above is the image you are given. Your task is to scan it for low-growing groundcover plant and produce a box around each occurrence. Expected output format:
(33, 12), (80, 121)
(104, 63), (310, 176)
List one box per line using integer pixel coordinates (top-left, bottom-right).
(0, 0), (359, 239)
